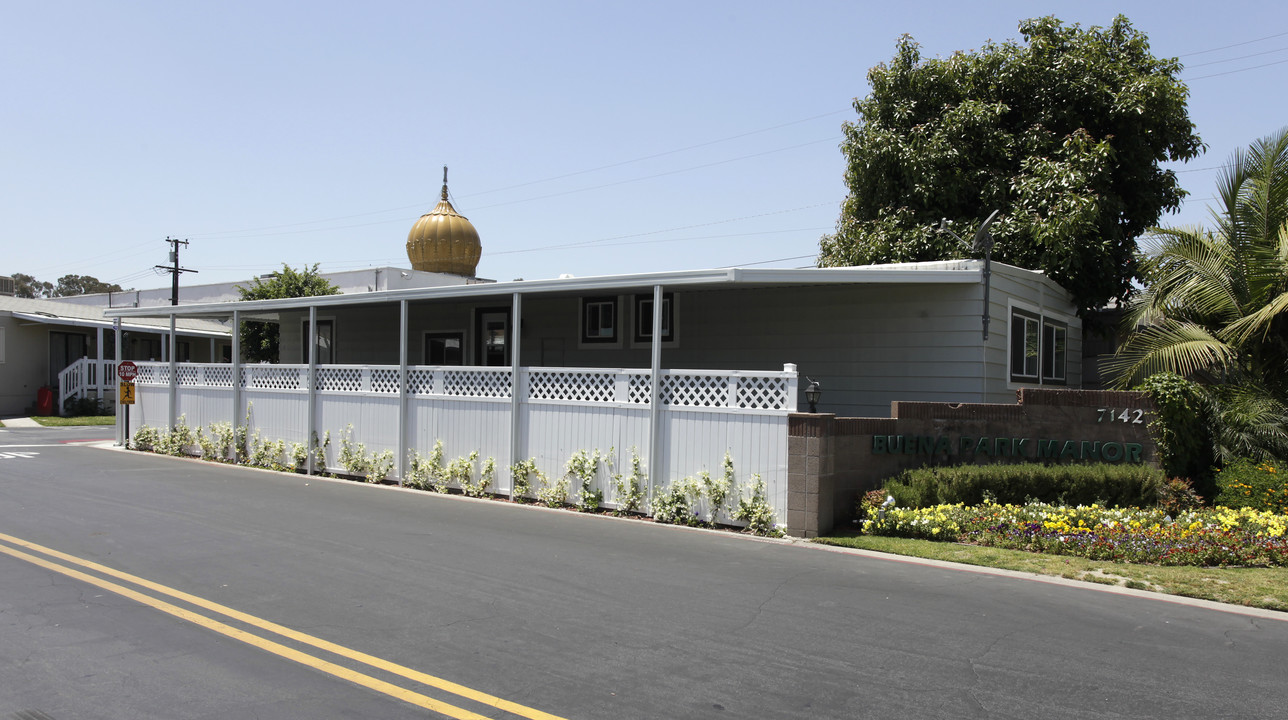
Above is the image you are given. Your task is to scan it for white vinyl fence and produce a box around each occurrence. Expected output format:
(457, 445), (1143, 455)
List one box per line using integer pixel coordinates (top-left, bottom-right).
(125, 362), (797, 525)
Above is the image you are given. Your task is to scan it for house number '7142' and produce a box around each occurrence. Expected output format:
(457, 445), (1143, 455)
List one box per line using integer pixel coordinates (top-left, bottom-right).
(1097, 408), (1144, 424)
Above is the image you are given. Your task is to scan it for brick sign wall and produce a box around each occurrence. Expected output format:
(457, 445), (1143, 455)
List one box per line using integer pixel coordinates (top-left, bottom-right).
(785, 389), (1156, 538)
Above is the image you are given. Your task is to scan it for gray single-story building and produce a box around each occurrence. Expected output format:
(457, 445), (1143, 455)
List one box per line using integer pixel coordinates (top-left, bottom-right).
(0, 294), (229, 415)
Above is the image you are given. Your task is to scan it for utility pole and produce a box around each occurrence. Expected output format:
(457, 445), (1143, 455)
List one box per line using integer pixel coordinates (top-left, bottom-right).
(155, 237), (198, 305)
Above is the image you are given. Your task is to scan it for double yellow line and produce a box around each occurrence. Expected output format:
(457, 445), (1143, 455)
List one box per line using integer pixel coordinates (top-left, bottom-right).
(0, 532), (566, 720)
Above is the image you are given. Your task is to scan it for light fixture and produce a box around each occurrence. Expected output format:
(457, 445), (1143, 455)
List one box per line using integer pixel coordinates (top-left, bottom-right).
(805, 378), (821, 413)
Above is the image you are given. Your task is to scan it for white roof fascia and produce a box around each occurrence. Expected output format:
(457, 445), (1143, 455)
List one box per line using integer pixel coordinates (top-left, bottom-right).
(104, 262), (1004, 320)
(10, 311), (229, 338)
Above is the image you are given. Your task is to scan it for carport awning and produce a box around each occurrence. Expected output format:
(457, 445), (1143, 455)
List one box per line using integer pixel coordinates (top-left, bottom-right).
(11, 311), (230, 338)
(103, 261), (1002, 321)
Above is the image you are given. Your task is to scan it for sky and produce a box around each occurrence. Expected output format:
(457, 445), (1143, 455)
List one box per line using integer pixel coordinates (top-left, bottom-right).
(3, 1), (1286, 292)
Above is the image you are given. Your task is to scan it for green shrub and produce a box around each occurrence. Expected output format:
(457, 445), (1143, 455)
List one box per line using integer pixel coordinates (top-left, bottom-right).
(652, 481), (697, 526)
(882, 463), (1165, 509)
(731, 474), (784, 537)
(612, 448), (647, 515)
(1137, 373), (1217, 497)
(1215, 459), (1288, 514)
(63, 395), (108, 416)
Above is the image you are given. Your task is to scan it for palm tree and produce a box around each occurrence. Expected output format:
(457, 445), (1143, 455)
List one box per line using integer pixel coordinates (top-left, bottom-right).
(1105, 127), (1288, 462)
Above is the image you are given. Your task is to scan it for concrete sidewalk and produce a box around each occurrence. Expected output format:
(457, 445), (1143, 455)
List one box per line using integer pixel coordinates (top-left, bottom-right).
(0, 417), (42, 428)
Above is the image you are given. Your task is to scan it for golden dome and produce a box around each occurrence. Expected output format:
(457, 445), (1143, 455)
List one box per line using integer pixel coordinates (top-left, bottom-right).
(406, 167), (481, 276)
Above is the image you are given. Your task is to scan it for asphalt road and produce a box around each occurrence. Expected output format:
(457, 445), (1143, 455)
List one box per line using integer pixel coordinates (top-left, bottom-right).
(2, 425), (1286, 719)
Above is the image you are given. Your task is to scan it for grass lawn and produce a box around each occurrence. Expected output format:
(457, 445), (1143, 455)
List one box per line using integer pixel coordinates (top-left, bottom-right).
(814, 533), (1288, 613)
(31, 415), (116, 427)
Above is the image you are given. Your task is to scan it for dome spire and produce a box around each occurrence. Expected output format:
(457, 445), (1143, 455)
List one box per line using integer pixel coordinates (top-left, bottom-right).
(406, 165), (482, 277)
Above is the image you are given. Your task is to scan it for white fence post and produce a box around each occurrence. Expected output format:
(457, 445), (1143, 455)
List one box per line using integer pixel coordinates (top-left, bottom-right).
(784, 363), (799, 412)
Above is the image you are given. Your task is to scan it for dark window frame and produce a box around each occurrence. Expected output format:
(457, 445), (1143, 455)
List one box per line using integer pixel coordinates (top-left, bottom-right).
(633, 292), (675, 344)
(424, 331), (465, 366)
(302, 318), (336, 364)
(580, 296), (619, 344)
(1009, 309), (1040, 382)
(1042, 319), (1068, 385)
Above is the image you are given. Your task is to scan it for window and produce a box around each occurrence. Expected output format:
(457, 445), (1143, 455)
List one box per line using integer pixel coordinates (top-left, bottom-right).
(302, 319), (335, 364)
(475, 308), (510, 366)
(424, 332), (464, 365)
(634, 293), (674, 343)
(1010, 309), (1068, 384)
(1042, 320), (1067, 384)
(1010, 311), (1040, 381)
(580, 296), (618, 344)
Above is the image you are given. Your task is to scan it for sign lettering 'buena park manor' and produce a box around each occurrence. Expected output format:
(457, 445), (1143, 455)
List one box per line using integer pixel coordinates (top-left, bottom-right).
(872, 434), (1145, 463)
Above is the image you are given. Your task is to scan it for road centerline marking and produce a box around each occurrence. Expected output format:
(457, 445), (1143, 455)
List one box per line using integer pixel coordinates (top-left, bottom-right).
(0, 533), (567, 720)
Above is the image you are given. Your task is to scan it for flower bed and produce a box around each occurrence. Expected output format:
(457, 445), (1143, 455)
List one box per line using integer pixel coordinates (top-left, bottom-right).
(861, 501), (1288, 567)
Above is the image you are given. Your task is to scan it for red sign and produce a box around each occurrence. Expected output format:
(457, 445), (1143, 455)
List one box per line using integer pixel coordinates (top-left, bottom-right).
(117, 361), (138, 381)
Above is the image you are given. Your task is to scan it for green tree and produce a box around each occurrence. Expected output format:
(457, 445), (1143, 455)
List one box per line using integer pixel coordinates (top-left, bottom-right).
(1106, 128), (1288, 462)
(53, 274), (123, 297)
(818, 16), (1203, 313)
(11, 273), (53, 298)
(236, 264), (340, 363)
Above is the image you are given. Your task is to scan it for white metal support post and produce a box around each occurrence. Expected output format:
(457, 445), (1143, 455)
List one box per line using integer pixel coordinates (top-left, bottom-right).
(508, 292), (522, 501)
(95, 326), (104, 403)
(306, 306), (317, 475)
(647, 284), (663, 507)
(231, 309), (242, 456)
(397, 299), (408, 484)
(114, 319), (123, 446)
(167, 315), (177, 431)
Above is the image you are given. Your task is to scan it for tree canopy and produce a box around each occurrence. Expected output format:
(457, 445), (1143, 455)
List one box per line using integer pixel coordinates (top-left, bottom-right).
(817, 15), (1203, 312)
(236, 264), (340, 363)
(10, 272), (122, 298)
(1105, 128), (1288, 462)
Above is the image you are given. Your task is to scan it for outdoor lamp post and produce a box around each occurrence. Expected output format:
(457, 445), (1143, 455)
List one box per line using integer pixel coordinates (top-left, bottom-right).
(805, 378), (821, 413)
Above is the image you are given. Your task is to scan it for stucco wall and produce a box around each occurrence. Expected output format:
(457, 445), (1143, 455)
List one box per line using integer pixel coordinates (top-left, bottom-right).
(0, 318), (48, 415)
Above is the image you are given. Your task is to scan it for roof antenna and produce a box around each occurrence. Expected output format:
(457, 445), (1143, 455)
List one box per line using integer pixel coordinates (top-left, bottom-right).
(938, 210), (1001, 340)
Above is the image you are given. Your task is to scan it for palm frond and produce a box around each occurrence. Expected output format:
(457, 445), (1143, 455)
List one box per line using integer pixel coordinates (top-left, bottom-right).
(1101, 320), (1237, 388)
(1222, 290), (1288, 346)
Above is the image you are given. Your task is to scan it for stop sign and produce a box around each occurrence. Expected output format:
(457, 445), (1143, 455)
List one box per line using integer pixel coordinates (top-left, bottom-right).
(117, 361), (138, 381)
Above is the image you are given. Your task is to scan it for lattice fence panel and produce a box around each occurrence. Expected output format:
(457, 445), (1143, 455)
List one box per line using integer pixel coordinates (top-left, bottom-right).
(205, 366), (234, 388)
(370, 368), (401, 394)
(736, 376), (789, 410)
(176, 366), (201, 386)
(661, 374), (728, 408)
(407, 369), (435, 395)
(443, 370), (512, 398)
(244, 366), (304, 390)
(529, 371), (615, 402)
(627, 373), (652, 404)
(136, 364), (167, 386)
(316, 367), (362, 392)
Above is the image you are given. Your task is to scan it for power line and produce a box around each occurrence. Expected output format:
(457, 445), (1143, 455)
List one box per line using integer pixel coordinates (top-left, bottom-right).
(1187, 56), (1288, 80)
(484, 203), (836, 256)
(1183, 44), (1288, 69)
(468, 138), (840, 213)
(184, 109), (849, 239)
(178, 137), (841, 242)
(718, 254), (818, 268)
(462, 109), (850, 199)
(1179, 30), (1288, 57)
